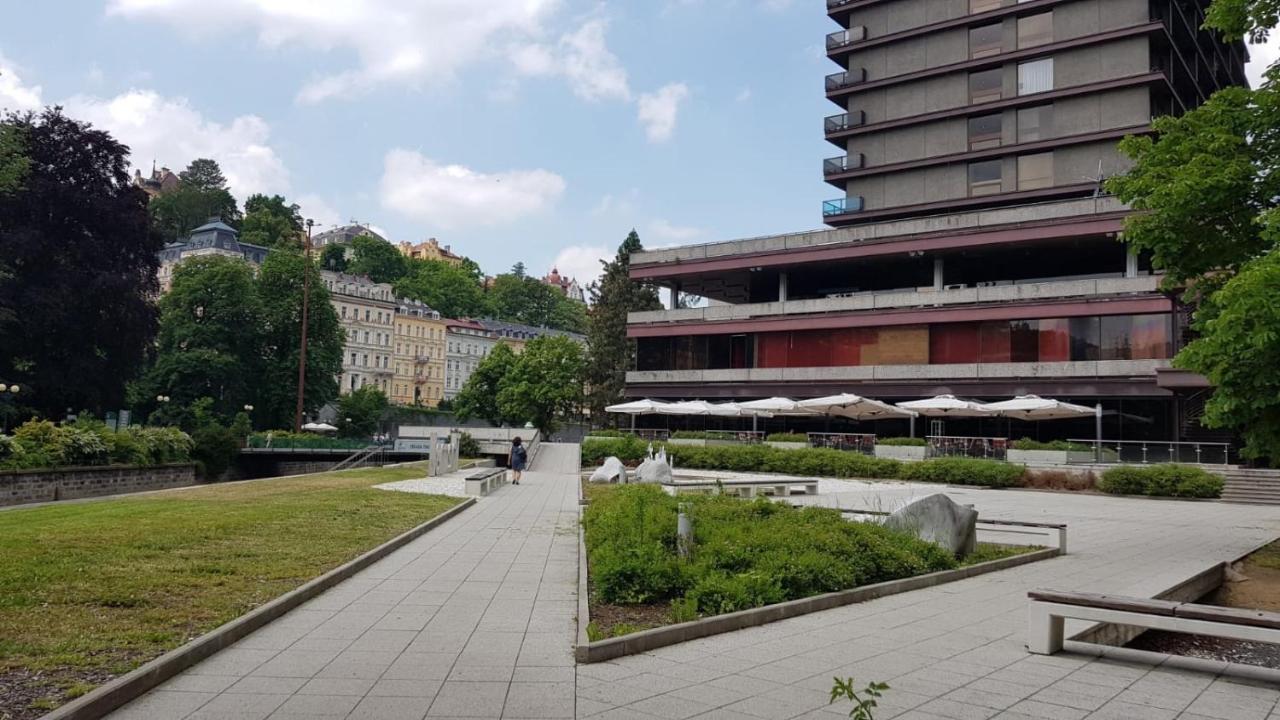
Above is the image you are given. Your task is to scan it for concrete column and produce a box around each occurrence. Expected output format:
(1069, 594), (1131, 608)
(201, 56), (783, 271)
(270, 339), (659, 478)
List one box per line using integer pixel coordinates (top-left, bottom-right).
(668, 282), (681, 310)
(1125, 244), (1139, 279)
(933, 257), (944, 291)
(778, 272), (789, 303)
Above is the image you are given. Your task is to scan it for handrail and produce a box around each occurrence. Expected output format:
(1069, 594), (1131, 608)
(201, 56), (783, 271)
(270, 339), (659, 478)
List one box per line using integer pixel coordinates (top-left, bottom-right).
(824, 153), (865, 175)
(825, 68), (866, 92)
(330, 445), (381, 472)
(826, 26), (867, 50)
(808, 432), (876, 455)
(1065, 439), (1231, 466)
(927, 435), (1009, 461)
(822, 196), (864, 216)
(824, 111), (865, 134)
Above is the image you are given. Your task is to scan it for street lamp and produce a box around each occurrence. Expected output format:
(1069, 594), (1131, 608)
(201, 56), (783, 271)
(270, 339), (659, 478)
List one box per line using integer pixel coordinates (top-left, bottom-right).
(156, 395), (171, 403)
(0, 384), (19, 433)
(244, 404), (255, 412)
(294, 218), (315, 434)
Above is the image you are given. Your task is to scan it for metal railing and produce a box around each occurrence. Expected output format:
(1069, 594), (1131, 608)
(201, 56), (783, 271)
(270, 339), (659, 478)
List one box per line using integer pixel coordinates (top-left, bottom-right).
(808, 433), (876, 455)
(825, 68), (866, 92)
(330, 445), (385, 472)
(1065, 439), (1231, 466)
(706, 430), (764, 445)
(823, 196), (864, 216)
(246, 435), (370, 451)
(824, 153), (865, 175)
(827, 0), (857, 9)
(927, 435), (1009, 461)
(825, 110), (865, 134)
(826, 26), (867, 50)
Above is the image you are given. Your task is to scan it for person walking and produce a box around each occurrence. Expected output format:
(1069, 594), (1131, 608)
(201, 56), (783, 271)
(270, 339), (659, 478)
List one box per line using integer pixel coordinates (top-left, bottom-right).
(509, 436), (527, 485)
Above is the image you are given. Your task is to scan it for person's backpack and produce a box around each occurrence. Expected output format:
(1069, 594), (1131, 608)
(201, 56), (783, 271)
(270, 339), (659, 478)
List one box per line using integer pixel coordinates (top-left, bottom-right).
(513, 445), (528, 464)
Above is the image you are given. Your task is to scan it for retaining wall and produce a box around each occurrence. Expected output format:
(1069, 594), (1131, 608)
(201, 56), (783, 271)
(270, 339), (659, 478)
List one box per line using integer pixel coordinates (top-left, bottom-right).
(0, 464), (197, 507)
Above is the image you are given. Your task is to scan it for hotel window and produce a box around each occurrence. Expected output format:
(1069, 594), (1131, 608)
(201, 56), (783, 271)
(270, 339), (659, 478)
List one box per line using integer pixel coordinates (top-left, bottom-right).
(1017, 12), (1052, 49)
(969, 68), (1004, 104)
(970, 23), (1003, 59)
(970, 0), (1001, 13)
(1017, 105), (1053, 142)
(1017, 152), (1054, 190)
(968, 159), (1004, 196)
(968, 114), (1003, 150)
(1018, 58), (1053, 95)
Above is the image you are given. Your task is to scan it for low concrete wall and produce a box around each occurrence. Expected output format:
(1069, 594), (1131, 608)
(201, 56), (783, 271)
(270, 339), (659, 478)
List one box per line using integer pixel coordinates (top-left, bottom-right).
(0, 464), (197, 507)
(1008, 449), (1070, 466)
(874, 445), (927, 461)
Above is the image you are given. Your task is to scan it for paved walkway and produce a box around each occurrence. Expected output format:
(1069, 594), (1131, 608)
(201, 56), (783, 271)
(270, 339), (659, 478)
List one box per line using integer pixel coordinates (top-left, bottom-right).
(109, 443), (582, 720)
(110, 457), (1280, 720)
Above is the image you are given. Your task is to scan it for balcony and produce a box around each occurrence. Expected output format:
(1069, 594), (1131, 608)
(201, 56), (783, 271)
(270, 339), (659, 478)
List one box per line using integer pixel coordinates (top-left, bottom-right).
(826, 0), (857, 9)
(824, 111), (865, 135)
(822, 196), (864, 217)
(824, 154), (865, 176)
(825, 68), (866, 93)
(826, 26), (866, 51)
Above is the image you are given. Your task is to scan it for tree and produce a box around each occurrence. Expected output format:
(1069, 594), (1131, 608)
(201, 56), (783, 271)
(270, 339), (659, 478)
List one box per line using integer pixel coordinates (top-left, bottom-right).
(348, 234), (408, 283)
(488, 272), (587, 332)
(320, 243), (348, 272)
(256, 250), (345, 430)
(241, 194), (302, 250)
(149, 158), (241, 240)
(139, 256), (265, 422)
(0, 108), (162, 417)
(585, 230), (662, 421)
(497, 334), (586, 437)
(1105, 0), (1280, 461)
(453, 343), (519, 426)
(511, 261), (526, 279)
(0, 122), (28, 196)
(338, 386), (388, 438)
(395, 259), (490, 319)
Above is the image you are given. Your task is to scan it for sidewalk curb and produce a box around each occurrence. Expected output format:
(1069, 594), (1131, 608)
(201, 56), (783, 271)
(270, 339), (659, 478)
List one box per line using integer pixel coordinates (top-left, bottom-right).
(40, 497), (477, 720)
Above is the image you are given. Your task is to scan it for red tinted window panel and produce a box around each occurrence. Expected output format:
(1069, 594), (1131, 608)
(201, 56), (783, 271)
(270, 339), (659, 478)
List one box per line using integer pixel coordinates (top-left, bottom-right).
(978, 321), (1011, 363)
(789, 330), (834, 367)
(1130, 314), (1171, 359)
(1010, 320), (1039, 363)
(830, 328), (862, 366)
(1038, 318), (1071, 362)
(757, 333), (790, 368)
(930, 323), (979, 364)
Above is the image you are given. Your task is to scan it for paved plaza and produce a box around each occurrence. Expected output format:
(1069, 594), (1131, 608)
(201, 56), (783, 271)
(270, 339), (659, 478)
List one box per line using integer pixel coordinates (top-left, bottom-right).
(110, 451), (1280, 719)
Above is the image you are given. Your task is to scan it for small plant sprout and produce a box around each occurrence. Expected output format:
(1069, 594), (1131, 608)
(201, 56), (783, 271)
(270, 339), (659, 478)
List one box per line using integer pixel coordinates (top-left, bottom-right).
(830, 677), (890, 720)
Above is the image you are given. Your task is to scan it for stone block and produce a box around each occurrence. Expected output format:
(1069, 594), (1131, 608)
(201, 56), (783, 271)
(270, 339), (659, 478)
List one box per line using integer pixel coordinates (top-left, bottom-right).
(886, 493), (977, 558)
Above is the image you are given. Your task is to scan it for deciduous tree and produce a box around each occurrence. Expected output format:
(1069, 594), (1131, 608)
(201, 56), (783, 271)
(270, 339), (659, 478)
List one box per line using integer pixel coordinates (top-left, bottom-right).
(395, 259), (490, 319)
(149, 158), (241, 240)
(241, 194), (303, 250)
(338, 386), (389, 438)
(498, 334), (586, 437)
(347, 234), (408, 283)
(453, 343), (519, 426)
(585, 231), (661, 421)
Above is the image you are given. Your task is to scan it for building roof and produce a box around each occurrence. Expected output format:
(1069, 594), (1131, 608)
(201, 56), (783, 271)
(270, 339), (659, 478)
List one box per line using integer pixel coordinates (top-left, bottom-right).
(478, 319), (586, 343)
(313, 224), (386, 246)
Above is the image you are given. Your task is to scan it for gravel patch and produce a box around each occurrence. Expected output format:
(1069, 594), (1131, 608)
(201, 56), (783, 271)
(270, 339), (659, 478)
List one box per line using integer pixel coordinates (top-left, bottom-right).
(375, 476), (469, 498)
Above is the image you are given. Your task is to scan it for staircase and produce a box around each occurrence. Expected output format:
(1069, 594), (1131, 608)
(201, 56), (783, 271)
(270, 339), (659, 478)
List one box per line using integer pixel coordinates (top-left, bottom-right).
(1219, 468), (1280, 506)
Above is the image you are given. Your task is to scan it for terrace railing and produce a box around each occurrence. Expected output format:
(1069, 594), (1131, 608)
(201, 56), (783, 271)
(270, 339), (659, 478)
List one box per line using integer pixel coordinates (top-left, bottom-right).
(824, 110), (865, 134)
(826, 26), (867, 50)
(927, 435), (1009, 461)
(826, 68), (867, 92)
(706, 430), (764, 445)
(824, 153), (865, 175)
(823, 196), (864, 216)
(1065, 439), (1231, 466)
(808, 433), (876, 455)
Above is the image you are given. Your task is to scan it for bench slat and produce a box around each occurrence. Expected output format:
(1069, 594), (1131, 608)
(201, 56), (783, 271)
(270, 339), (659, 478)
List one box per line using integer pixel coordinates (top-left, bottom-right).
(1175, 604), (1280, 630)
(1027, 589), (1180, 616)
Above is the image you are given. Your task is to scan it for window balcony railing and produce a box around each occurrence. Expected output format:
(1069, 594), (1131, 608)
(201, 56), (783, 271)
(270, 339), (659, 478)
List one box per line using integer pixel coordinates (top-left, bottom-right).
(824, 153), (865, 175)
(824, 110), (865, 134)
(827, 0), (857, 9)
(822, 196), (864, 216)
(826, 26), (867, 50)
(826, 68), (866, 92)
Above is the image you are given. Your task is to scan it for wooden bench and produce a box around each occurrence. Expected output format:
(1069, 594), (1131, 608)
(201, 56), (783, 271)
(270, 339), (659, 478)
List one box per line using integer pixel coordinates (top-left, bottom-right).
(1027, 589), (1280, 655)
(661, 478), (819, 499)
(465, 468), (507, 497)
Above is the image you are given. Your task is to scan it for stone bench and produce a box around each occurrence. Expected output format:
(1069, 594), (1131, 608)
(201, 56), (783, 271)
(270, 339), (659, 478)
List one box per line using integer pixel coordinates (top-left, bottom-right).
(661, 478), (819, 499)
(465, 468), (508, 497)
(1027, 589), (1280, 656)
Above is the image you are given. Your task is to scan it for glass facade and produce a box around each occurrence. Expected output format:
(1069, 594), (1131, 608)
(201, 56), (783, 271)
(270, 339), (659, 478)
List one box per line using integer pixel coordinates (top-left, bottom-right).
(635, 314), (1172, 371)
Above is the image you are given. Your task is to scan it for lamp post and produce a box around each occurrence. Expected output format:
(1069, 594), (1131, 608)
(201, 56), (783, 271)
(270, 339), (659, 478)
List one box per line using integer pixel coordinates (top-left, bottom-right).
(0, 383), (19, 434)
(294, 219), (315, 434)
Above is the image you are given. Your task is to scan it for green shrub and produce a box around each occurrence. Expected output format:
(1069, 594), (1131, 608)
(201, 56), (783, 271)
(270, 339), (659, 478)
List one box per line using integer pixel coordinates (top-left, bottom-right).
(765, 433), (809, 443)
(458, 432), (481, 458)
(900, 458), (1025, 487)
(583, 485), (956, 614)
(1099, 464), (1223, 498)
(876, 437), (927, 447)
(191, 424), (239, 480)
(586, 429), (628, 438)
(1011, 438), (1093, 452)
(56, 427), (110, 466)
(0, 420), (192, 471)
(582, 437), (655, 465)
(671, 431), (710, 440)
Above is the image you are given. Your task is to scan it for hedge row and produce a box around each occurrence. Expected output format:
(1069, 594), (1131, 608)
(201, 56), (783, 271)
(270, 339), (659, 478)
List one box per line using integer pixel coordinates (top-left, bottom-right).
(877, 437), (927, 447)
(0, 419), (193, 471)
(581, 438), (1019, 487)
(584, 484), (956, 613)
(1098, 464), (1224, 498)
(1010, 438), (1094, 452)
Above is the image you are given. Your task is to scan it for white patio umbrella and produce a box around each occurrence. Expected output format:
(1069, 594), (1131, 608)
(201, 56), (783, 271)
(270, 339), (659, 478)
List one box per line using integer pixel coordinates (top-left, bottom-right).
(738, 397), (817, 415)
(980, 395), (1097, 421)
(302, 422), (338, 433)
(799, 393), (917, 420)
(897, 394), (998, 417)
(654, 401), (712, 416)
(605, 398), (669, 431)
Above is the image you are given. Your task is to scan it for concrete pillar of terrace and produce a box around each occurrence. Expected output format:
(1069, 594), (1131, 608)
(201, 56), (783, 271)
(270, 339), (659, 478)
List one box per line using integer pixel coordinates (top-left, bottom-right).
(668, 282), (681, 310)
(1125, 243), (1139, 279)
(933, 257), (945, 291)
(778, 272), (789, 303)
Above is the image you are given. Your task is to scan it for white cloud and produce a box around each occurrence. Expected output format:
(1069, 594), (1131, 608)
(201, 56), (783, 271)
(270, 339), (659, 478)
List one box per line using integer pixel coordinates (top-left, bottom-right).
(108, 0), (564, 105)
(650, 218), (703, 241)
(379, 148), (566, 229)
(295, 193), (343, 230)
(551, 244), (610, 289)
(63, 90), (289, 199)
(0, 58), (43, 112)
(1247, 36), (1280, 87)
(591, 189), (640, 217)
(511, 19), (632, 102)
(637, 83), (690, 143)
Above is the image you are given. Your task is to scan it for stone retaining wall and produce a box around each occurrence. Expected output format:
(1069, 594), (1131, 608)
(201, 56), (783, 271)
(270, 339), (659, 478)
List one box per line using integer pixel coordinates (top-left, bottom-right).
(0, 464), (197, 507)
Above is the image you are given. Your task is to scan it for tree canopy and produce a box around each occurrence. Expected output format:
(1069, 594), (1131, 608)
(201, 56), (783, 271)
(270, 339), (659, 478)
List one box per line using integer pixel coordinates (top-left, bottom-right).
(498, 334), (586, 436)
(585, 231), (662, 420)
(453, 343), (519, 426)
(338, 386), (389, 438)
(0, 122), (27, 196)
(347, 234), (408, 284)
(395, 259), (490, 319)
(149, 158), (241, 240)
(241, 194), (303, 250)
(0, 108), (161, 417)
(1106, 0), (1280, 461)
(488, 273), (586, 332)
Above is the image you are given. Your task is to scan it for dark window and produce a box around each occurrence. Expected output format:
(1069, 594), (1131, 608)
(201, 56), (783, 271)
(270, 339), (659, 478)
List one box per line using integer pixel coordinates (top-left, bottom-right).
(970, 23), (1003, 59)
(968, 113), (1003, 150)
(969, 68), (1004, 104)
(968, 159), (1003, 196)
(1069, 317), (1100, 361)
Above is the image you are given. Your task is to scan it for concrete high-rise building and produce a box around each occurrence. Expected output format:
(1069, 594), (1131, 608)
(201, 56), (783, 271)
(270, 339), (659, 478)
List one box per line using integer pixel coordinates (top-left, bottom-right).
(624, 0), (1247, 445)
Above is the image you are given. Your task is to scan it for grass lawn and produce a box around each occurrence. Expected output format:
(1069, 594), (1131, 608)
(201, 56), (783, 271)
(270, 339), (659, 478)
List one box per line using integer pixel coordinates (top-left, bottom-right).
(0, 465), (461, 718)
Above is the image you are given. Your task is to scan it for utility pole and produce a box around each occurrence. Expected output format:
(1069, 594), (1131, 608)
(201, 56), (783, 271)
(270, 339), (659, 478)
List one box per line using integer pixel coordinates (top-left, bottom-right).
(294, 219), (314, 433)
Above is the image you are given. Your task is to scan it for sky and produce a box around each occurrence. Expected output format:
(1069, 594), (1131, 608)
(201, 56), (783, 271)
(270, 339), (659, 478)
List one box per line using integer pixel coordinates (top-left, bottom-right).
(1, 1), (1277, 287)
